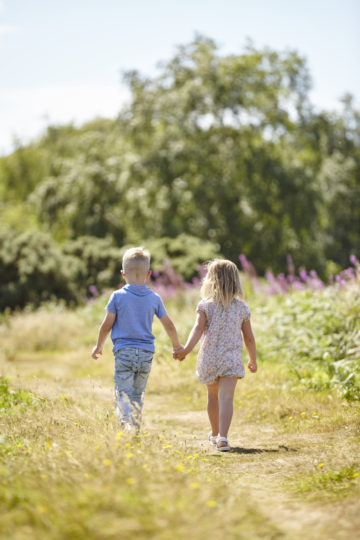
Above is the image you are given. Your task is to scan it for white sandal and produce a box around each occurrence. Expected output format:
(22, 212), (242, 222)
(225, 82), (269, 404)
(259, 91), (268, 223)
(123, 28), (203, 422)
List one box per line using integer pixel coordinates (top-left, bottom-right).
(217, 436), (230, 452)
(208, 432), (217, 446)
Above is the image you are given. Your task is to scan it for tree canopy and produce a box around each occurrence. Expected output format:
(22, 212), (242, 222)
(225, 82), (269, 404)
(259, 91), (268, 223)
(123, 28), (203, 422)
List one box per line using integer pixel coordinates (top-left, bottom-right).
(1, 36), (359, 297)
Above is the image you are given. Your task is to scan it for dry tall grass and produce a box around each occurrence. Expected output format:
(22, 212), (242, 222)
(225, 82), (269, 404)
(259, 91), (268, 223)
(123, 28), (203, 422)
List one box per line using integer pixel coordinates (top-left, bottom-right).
(0, 290), (359, 539)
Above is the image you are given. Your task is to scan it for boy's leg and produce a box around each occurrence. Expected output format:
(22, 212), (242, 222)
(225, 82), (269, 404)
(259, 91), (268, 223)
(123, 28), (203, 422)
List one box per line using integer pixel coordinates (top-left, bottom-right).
(218, 377), (238, 440)
(206, 381), (220, 436)
(114, 349), (136, 427)
(131, 351), (153, 429)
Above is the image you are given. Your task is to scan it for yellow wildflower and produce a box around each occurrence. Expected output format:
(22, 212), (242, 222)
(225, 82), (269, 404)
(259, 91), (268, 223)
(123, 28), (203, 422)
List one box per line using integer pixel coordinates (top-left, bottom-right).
(37, 505), (48, 514)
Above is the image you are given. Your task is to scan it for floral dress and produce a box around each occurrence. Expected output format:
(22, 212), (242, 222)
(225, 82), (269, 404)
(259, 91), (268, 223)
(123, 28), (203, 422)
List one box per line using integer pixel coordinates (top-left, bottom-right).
(196, 298), (251, 384)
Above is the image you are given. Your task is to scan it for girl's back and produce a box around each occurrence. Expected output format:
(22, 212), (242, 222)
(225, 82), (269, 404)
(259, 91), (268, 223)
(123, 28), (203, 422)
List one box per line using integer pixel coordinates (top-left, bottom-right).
(196, 298), (250, 384)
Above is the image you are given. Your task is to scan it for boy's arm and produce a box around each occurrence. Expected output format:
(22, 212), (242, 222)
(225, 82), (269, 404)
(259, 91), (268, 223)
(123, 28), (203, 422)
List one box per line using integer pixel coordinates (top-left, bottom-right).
(92, 311), (116, 359)
(181, 311), (207, 357)
(159, 314), (182, 352)
(242, 320), (257, 372)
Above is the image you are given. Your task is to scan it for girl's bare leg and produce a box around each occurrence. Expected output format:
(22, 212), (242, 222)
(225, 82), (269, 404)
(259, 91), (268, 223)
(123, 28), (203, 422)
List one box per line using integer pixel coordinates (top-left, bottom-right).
(206, 381), (220, 436)
(218, 377), (238, 443)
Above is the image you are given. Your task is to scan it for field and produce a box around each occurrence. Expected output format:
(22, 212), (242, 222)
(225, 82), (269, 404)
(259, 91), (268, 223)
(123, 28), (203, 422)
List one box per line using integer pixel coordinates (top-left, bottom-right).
(0, 282), (359, 539)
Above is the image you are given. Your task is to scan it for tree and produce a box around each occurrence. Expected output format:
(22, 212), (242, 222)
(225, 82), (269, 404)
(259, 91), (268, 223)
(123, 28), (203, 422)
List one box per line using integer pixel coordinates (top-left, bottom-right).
(118, 36), (327, 272)
(1, 36), (359, 278)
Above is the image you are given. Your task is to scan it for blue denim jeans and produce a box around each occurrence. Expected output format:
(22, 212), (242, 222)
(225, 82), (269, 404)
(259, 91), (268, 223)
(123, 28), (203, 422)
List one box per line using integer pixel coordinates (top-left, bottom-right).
(114, 347), (153, 428)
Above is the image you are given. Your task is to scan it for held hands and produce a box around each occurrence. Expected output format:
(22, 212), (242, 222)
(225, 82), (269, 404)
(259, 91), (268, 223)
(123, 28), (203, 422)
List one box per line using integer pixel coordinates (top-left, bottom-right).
(247, 359), (257, 373)
(91, 346), (103, 360)
(173, 346), (187, 361)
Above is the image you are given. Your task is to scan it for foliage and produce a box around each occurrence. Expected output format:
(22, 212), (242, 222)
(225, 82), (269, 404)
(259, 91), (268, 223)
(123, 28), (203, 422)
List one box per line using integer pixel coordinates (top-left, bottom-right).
(0, 37), (359, 278)
(240, 253), (360, 294)
(0, 229), (78, 310)
(0, 376), (38, 411)
(255, 283), (360, 400)
(144, 234), (220, 282)
(0, 228), (219, 309)
(63, 234), (219, 298)
(63, 236), (124, 297)
(295, 465), (359, 498)
(0, 300), (359, 538)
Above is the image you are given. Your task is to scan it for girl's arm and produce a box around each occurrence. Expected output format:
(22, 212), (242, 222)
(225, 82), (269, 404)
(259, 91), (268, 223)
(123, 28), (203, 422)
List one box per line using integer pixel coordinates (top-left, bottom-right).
(176, 311), (207, 359)
(242, 319), (257, 372)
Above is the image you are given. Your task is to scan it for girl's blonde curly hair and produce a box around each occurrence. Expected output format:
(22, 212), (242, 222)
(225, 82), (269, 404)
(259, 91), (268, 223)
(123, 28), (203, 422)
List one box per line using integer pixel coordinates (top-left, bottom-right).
(200, 259), (244, 308)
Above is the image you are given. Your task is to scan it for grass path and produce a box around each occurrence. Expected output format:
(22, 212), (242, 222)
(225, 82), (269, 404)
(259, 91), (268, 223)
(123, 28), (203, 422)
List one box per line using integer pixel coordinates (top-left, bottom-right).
(147, 393), (360, 540)
(1, 348), (360, 539)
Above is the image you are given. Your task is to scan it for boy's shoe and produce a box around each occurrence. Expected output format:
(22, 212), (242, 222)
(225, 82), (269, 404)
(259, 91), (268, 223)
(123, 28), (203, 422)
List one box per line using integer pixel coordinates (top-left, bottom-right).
(121, 421), (133, 431)
(216, 436), (230, 452)
(208, 432), (218, 446)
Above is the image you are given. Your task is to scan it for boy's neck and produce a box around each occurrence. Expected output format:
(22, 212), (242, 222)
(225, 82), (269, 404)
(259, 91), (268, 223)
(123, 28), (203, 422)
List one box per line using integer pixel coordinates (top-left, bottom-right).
(126, 279), (147, 286)
(122, 269), (151, 287)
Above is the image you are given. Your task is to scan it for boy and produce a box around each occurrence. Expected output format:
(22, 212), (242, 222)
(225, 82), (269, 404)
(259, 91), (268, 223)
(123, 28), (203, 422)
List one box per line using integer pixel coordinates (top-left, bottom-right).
(91, 247), (182, 430)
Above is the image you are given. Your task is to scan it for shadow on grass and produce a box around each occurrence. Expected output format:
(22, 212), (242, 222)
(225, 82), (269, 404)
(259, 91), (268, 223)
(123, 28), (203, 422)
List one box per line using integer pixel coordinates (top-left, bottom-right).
(229, 444), (297, 455)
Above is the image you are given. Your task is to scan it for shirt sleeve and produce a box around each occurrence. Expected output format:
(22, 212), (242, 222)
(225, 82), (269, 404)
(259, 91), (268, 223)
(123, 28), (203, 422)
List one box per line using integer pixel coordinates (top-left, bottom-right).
(196, 300), (208, 315)
(155, 296), (167, 319)
(242, 303), (251, 322)
(106, 292), (116, 314)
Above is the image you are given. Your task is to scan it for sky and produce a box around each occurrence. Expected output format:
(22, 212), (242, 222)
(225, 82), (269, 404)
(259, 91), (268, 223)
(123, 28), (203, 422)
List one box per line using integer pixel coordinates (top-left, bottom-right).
(0, 0), (359, 155)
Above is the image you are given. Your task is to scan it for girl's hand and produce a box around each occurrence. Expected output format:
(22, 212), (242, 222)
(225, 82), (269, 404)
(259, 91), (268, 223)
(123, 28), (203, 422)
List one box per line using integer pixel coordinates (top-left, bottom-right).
(173, 347), (186, 361)
(248, 360), (257, 373)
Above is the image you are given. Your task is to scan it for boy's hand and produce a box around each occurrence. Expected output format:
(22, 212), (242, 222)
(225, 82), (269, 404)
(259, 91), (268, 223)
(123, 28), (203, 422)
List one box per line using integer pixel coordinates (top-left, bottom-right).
(248, 360), (257, 373)
(173, 346), (186, 361)
(92, 346), (103, 360)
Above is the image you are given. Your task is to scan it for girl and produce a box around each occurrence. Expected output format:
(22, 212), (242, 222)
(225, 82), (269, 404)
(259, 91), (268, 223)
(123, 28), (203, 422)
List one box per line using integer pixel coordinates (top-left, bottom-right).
(174, 259), (257, 451)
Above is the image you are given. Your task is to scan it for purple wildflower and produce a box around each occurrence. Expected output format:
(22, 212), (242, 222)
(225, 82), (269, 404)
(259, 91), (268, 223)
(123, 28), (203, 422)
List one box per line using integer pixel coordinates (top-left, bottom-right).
(350, 254), (358, 266)
(88, 285), (99, 297)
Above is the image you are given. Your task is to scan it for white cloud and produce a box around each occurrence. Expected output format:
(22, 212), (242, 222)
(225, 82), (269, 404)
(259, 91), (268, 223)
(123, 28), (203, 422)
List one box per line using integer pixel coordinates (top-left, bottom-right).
(0, 84), (130, 155)
(0, 0), (21, 43)
(0, 23), (20, 36)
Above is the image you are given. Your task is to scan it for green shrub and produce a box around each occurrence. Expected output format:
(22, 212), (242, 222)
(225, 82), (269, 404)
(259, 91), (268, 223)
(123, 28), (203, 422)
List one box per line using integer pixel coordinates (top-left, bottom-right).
(143, 234), (221, 281)
(255, 283), (360, 400)
(64, 234), (220, 296)
(63, 236), (123, 295)
(0, 229), (78, 310)
(0, 231), (220, 310)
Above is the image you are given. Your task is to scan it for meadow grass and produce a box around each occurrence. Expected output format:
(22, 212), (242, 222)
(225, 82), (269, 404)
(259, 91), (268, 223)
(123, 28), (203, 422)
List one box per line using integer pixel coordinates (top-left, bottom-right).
(0, 285), (359, 539)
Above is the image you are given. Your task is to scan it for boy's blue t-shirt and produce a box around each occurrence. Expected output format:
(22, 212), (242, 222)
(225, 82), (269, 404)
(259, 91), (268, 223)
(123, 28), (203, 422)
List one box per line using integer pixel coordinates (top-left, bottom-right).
(106, 284), (166, 353)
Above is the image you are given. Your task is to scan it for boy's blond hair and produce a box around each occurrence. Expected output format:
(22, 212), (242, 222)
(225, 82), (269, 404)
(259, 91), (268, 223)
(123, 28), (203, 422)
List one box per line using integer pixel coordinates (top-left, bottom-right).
(201, 259), (243, 308)
(122, 247), (150, 274)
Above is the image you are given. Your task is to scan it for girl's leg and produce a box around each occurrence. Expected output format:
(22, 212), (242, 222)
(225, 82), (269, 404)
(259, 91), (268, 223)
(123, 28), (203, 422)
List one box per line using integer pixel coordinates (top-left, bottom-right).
(218, 377), (238, 442)
(206, 381), (220, 436)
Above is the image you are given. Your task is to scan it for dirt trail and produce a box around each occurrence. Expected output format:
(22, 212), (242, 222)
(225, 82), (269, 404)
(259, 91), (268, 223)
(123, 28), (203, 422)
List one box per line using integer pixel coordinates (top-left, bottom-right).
(145, 394), (360, 540)
(5, 362), (360, 540)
